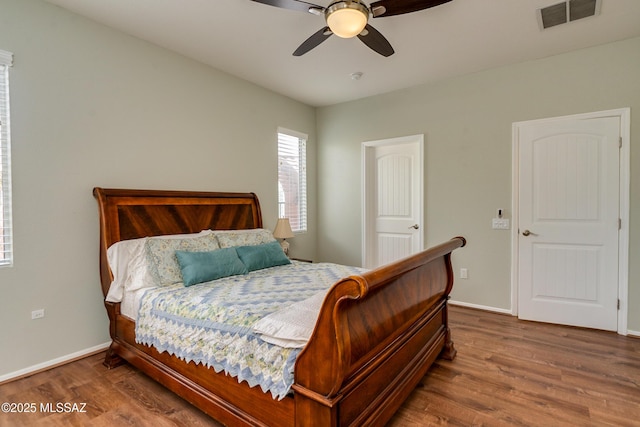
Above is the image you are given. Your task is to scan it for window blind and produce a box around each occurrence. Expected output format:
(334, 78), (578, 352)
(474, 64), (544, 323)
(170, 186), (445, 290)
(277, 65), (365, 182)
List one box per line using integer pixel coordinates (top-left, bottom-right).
(277, 128), (307, 233)
(0, 49), (13, 266)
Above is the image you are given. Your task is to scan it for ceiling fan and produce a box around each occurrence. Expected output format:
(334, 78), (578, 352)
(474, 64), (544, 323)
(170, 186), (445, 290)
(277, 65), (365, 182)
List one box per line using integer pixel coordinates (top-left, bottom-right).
(250, 0), (453, 57)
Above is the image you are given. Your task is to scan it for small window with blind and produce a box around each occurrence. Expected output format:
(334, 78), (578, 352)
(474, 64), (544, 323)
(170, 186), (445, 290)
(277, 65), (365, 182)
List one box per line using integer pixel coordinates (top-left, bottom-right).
(277, 128), (307, 233)
(0, 49), (13, 267)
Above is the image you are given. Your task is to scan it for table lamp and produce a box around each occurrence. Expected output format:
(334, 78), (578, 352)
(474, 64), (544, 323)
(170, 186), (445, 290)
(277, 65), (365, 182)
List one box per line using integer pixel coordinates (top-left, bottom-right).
(273, 218), (294, 255)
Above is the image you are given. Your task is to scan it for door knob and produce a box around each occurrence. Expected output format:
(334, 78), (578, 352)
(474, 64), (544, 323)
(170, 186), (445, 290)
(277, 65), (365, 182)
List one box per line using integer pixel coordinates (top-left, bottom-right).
(522, 229), (532, 236)
(409, 224), (420, 230)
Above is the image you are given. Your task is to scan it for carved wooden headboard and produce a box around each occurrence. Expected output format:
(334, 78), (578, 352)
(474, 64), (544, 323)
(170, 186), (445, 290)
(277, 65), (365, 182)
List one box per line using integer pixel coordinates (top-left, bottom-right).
(93, 188), (263, 298)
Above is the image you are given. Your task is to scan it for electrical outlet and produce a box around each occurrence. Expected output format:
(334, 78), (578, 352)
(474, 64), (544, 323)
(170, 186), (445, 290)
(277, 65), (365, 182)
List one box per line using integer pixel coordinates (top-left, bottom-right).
(460, 268), (468, 279)
(492, 218), (510, 230)
(31, 309), (45, 320)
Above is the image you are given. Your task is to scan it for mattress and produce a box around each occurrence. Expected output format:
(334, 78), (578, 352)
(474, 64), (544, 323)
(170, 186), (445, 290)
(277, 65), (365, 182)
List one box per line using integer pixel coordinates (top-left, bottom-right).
(123, 262), (365, 399)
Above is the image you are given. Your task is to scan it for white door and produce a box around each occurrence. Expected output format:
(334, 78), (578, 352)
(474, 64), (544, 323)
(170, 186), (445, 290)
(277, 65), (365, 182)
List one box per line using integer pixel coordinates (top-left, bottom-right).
(516, 116), (620, 331)
(363, 135), (423, 269)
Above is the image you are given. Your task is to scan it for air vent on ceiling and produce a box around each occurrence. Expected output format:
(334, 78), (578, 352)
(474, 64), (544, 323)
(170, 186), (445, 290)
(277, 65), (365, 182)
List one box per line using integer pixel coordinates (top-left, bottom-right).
(538, 0), (601, 30)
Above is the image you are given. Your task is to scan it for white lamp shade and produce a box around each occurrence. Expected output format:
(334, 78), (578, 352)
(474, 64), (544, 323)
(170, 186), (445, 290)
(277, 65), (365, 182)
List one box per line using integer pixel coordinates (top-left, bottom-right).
(327, 8), (368, 38)
(273, 218), (294, 239)
(325, 1), (369, 39)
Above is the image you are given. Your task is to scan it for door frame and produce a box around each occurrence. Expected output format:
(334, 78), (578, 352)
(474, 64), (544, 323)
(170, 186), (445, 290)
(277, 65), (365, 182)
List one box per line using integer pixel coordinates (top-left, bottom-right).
(362, 134), (424, 268)
(511, 108), (630, 335)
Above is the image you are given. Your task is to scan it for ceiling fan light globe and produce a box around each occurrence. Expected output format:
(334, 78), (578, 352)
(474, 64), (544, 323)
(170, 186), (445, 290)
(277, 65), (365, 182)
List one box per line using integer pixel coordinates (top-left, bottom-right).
(326, 2), (369, 38)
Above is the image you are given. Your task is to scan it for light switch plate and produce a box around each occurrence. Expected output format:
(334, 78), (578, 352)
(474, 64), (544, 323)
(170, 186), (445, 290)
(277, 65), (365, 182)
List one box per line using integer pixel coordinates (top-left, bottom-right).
(492, 218), (510, 230)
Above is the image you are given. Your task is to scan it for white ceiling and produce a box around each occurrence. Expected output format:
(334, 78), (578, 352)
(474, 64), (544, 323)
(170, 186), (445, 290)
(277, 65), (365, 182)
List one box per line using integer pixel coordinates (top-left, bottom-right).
(43, 0), (640, 107)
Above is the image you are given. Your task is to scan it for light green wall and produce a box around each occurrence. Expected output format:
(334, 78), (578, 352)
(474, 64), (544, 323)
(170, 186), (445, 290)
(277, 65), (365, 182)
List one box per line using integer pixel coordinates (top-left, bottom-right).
(0, 0), (316, 377)
(316, 36), (640, 331)
(1, 0), (638, 381)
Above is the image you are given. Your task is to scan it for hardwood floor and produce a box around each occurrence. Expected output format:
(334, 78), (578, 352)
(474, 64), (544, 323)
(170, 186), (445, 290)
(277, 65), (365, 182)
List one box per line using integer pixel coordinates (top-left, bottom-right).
(389, 306), (640, 426)
(1, 306), (639, 426)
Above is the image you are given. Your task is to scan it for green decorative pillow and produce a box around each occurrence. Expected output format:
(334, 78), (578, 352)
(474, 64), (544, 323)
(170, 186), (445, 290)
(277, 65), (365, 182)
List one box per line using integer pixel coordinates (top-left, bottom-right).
(175, 248), (248, 286)
(235, 241), (291, 272)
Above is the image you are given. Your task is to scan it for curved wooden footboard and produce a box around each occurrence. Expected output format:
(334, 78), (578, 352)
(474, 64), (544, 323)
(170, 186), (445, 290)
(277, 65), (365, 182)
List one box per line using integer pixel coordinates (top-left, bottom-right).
(294, 237), (466, 426)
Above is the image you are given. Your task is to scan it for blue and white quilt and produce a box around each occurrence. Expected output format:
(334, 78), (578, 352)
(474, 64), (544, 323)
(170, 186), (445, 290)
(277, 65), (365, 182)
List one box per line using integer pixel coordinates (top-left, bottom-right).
(135, 262), (365, 400)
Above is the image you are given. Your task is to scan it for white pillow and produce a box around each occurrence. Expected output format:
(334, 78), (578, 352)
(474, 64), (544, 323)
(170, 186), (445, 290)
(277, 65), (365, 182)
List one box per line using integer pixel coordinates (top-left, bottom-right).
(105, 230), (213, 302)
(106, 237), (147, 302)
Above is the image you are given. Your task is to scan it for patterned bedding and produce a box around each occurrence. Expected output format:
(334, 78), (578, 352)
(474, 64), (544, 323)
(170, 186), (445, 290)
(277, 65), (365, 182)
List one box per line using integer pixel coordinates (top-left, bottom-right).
(135, 261), (365, 400)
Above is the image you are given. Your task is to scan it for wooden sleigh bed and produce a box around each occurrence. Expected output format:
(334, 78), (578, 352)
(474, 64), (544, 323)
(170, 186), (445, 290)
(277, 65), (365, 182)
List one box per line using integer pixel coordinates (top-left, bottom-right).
(93, 187), (466, 426)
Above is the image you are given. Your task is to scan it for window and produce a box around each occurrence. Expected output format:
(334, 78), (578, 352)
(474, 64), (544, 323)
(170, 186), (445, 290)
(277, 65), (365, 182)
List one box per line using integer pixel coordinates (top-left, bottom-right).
(277, 128), (307, 233)
(0, 49), (13, 267)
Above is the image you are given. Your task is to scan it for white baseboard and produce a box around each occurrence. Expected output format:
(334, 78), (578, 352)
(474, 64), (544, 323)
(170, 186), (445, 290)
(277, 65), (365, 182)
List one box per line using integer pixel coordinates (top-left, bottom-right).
(449, 299), (513, 315)
(627, 330), (640, 338)
(0, 341), (111, 385)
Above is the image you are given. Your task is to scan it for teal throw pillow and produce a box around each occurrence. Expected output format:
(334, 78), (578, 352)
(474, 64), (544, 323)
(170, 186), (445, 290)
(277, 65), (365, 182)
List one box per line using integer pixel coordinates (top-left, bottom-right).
(175, 248), (248, 286)
(235, 241), (291, 272)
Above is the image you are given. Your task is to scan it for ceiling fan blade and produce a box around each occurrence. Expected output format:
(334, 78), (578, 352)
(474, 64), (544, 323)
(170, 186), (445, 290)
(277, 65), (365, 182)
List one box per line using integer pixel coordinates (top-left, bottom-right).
(250, 0), (324, 14)
(370, 0), (452, 18)
(293, 27), (333, 56)
(357, 24), (394, 57)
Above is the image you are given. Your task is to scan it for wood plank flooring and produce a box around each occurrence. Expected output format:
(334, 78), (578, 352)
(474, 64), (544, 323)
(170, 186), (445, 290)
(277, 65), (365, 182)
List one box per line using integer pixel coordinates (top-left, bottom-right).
(1, 306), (639, 426)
